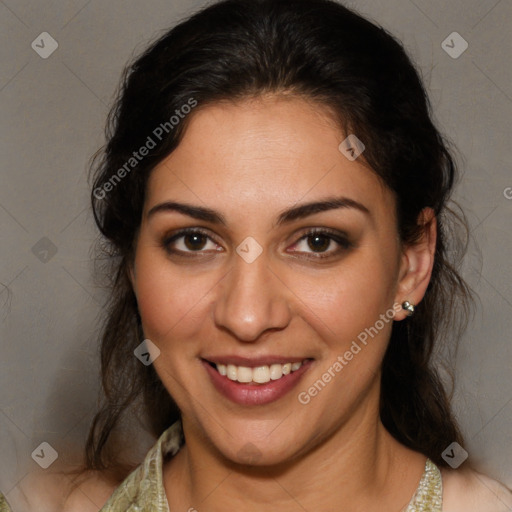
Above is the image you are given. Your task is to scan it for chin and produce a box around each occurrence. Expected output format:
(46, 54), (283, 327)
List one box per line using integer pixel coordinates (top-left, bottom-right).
(204, 419), (309, 468)
(227, 440), (301, 468)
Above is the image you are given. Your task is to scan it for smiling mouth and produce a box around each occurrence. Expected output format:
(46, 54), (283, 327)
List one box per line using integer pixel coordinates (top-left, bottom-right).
(205, 359), (311, 385)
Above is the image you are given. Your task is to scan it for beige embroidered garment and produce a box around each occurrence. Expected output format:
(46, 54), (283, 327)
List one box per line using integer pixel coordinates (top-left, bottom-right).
(0, 494), (11, 512)
(0, 421), (443, 511)
(99, 420), (443, 511)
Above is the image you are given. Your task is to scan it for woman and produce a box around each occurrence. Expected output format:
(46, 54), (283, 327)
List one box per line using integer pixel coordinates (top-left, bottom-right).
(3, 0), (509, 510)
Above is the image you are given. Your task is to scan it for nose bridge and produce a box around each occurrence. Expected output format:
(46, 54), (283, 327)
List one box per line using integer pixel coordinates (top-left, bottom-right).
(213, 250), (291, 342)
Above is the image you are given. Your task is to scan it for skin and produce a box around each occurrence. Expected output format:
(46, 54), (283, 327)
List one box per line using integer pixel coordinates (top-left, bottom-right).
(25, 95), (512, 512)
(127, 94), (436, 512)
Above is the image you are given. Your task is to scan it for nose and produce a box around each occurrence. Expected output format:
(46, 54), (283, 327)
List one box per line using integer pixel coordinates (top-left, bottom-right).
(213, 252), (292, 342)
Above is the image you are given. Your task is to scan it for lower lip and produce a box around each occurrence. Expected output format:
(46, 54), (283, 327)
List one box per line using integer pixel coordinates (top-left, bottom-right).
(203, 360), (313, 406)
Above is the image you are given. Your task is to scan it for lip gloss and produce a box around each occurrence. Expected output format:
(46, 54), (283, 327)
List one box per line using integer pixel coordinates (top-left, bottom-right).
(203, 359), (313, 406)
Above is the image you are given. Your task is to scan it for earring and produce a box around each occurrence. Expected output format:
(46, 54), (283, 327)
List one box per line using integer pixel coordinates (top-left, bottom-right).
(402, 301), (415, 316)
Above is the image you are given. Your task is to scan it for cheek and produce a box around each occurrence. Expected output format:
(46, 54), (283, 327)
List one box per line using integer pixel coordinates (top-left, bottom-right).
(293, 267), (397, 414)
(293, 251), (397, 342)
(297, 283), (394, 370)
(133, 254), (213, 341)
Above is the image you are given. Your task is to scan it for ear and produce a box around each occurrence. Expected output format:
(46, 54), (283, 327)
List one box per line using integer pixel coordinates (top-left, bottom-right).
(393, 207), (437, 321)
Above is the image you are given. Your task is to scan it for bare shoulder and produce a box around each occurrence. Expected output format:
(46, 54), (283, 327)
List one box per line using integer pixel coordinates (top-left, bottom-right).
(8, 469), (116, 512)
(61, 470), (120, 512)
(14, 468), (119, 512)
(441, 466), (512, 512)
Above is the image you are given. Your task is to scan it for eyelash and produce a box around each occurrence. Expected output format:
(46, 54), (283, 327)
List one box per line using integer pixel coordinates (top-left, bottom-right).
(161, 227), (353, 260)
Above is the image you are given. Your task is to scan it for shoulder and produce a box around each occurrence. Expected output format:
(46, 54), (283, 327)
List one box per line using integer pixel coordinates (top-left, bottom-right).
(65, 426), (175, 511)
(61, 471), (120, 512)
(2, 469), (118, 512)
(15, 468), (121, 512)
(441, 466), (512, 512)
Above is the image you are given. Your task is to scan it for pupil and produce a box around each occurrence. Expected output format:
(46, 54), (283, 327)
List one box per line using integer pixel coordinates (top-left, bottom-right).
(183, 234), (330, 252)
(185, 234), (206, 250)
(308, 235), (329, 252)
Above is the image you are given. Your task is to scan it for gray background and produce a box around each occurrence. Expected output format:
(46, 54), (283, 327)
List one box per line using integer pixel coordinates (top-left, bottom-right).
(1, 0), (511, 509)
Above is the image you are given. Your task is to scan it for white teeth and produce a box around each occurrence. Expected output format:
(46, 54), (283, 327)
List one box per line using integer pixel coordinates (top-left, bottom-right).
(227, 364), (238, 381)
(269, 364), (283, 380)
(214, 360), (305, 384)
(237, 366), (253, 383)
(253, 366), (270, 383)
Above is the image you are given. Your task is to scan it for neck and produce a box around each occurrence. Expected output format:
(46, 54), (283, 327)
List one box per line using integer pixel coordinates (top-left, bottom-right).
(163, 388), (426, 512)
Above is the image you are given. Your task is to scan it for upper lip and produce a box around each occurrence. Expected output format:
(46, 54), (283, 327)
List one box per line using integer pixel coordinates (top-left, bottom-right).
(202, 356), (312, 367)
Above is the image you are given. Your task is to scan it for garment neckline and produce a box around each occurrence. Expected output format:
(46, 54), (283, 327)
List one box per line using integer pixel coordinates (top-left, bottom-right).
(157, 422), (442, 512)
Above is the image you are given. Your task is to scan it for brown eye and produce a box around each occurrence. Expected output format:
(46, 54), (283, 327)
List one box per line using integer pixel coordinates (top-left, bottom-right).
(306, 234), (332, 253)
(290, 228), (353, 259)
(162, 228), (221, 256)
(183, 232), (208, 251)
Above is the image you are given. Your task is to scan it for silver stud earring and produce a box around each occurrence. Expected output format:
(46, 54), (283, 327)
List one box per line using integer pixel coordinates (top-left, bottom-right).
(402, 301), (415, 316)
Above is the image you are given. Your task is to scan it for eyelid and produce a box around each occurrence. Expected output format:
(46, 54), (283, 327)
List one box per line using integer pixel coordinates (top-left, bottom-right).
(288, 227), (353, 256)
(162, 227), (221, 252)
(162, 226), (353, 259)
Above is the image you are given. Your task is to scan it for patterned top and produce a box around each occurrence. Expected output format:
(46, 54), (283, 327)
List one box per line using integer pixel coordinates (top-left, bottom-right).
(100, 420), (183, 511)
(100, 420), (443, 511)
(0, 421), (443, 511)
(0, 494), (11, 512)
(404, 458), (443, 511)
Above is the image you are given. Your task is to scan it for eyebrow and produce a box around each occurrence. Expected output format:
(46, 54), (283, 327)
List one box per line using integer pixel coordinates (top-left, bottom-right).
(147, 196), (370, 226)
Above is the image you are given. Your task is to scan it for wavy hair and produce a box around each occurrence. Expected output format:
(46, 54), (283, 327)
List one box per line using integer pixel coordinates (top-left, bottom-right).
(79, 0), (473, 480)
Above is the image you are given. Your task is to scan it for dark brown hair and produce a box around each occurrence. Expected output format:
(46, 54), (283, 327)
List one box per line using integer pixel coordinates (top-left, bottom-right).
(80, 0), (473, 481)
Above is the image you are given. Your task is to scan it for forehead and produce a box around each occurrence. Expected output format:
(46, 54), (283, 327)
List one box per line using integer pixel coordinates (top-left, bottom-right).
(144, 95), (394, 223)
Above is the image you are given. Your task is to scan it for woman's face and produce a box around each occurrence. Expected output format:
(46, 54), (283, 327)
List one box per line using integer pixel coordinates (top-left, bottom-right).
(130, 95), (413, 465)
